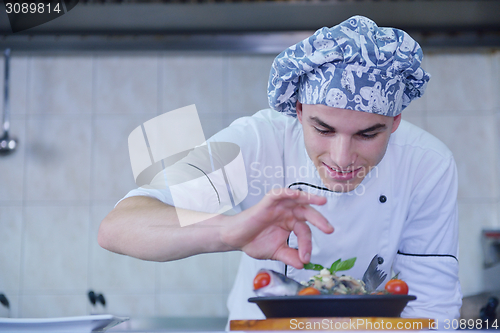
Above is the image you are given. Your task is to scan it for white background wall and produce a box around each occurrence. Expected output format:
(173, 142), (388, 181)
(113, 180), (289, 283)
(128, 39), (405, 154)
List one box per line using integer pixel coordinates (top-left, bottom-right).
(0, 49), (499, 318)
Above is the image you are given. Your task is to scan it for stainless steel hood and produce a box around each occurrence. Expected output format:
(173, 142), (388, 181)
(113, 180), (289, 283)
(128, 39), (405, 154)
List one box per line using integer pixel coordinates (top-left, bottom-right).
(0, 0), (499, 52)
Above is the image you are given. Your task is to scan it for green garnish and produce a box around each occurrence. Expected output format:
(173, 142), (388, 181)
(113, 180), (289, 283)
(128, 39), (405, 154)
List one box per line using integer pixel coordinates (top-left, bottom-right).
(303, 263), (324, 271)
(330, 257), (356, 273)
(304, 257), (357, 275)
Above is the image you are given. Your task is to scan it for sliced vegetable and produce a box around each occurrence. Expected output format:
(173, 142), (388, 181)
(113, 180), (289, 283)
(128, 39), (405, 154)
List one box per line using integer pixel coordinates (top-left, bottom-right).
(298, 287), (321, 295)
(253, 272), (271, 290)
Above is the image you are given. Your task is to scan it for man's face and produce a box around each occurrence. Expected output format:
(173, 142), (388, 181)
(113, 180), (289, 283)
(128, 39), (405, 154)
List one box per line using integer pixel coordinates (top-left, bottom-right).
(297, 102), (401, 193)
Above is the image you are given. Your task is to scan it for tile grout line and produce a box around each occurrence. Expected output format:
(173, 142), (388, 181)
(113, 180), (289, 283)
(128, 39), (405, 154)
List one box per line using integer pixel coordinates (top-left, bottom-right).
(457, 198), (500, 204)
(3, 200), (93, 206)
(18, 191), (26, 318)
(157, 51), (163, 116)
(223, 53), (229, 121)
(17, 54), (34, 317)
(492, 52), (500, 211)
(86, 53), (98, 315)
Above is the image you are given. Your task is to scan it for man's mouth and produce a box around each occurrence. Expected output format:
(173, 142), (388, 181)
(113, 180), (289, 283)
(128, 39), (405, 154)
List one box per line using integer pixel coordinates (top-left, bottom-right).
(322, 163), (362, 180)
(332, 168), (353, 173)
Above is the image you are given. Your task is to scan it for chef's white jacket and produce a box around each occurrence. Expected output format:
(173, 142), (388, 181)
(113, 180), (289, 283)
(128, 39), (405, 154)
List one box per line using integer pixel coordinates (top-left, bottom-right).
(121, 109), (462, 323)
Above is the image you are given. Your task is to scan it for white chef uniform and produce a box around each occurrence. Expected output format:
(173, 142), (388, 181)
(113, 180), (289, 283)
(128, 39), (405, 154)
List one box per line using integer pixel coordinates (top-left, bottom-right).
(121, 108), (462, 323)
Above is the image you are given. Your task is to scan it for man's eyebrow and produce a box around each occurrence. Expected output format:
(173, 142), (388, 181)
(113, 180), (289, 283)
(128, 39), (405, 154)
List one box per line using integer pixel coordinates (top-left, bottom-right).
(309, 116), (335, 131)
(355, 123), (387, 134)
(309, 116), (387, 134)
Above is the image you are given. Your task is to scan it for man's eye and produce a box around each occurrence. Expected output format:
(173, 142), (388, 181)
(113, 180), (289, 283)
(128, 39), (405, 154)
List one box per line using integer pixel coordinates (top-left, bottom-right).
(359, 133), (378, 139)
(314, 127), (331, 135)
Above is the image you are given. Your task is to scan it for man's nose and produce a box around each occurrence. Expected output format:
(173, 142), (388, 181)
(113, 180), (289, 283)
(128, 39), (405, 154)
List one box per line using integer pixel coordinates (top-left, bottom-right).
(330, 136), (355, 169)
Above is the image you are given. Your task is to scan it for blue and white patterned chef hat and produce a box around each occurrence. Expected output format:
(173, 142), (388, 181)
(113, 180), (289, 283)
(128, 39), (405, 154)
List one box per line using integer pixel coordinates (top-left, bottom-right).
(268, 15), (430, 117)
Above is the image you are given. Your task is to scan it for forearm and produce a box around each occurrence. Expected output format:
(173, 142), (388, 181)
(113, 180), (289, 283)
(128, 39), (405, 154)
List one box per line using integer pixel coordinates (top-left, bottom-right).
(97, 196), (235, 262)
(98, 189), (332, 268)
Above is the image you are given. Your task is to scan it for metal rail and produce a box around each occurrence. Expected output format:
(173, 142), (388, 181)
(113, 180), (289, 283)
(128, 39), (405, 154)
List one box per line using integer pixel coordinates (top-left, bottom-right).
(0, 0), (499, 51)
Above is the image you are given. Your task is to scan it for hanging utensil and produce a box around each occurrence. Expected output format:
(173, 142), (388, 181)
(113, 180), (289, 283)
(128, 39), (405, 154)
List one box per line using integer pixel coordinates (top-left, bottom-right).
(0, 48), (17, 155)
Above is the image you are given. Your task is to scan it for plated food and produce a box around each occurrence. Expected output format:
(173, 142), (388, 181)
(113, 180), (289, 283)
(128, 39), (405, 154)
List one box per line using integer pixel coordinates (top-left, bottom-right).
(250, 258), (414, 318)
(301, 268), (367, 295)
(253, 257), (409, 296)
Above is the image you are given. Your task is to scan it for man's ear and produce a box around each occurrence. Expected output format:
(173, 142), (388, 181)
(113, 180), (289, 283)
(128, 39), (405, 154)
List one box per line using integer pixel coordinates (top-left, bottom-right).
(391, 114), (402, 133)
(296, 101), (303, 123)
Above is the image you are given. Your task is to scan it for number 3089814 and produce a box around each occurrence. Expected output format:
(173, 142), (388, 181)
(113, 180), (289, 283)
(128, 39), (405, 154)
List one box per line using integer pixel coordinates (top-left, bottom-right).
(5, 2), (62, 14)
(443, 319), (498, 330)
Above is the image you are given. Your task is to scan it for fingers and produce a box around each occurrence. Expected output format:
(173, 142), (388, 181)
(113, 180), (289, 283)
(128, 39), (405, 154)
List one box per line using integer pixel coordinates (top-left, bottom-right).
(292, 221), (312, 264)
(260, 188), (332, 232)
(268, 188), (327, 206)
(292, 204), (334, 234)
(274, 247), (305, 270)
(241, 187), (334, 268)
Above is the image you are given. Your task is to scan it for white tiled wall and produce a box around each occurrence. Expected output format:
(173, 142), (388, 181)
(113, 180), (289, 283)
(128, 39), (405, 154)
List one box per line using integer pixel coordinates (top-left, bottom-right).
(94, 56), (159, 116)
(0, 49), (498, 319)
(422, 50), (500, 298)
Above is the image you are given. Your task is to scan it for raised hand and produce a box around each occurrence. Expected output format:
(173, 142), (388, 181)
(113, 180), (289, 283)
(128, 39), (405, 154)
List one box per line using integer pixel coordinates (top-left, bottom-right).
(219, 188), (333, 269)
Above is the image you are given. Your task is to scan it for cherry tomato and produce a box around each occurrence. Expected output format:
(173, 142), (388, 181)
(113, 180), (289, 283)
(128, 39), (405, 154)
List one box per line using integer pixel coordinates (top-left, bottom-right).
(385, 279), (409, 295)
(253, 272), (271, 290)
(298, 287), (321, 295)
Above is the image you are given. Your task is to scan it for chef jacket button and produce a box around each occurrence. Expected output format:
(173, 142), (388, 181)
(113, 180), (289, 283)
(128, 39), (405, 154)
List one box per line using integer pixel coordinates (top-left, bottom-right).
(378, 257), (384, 265)
(379, 195), (387, 203)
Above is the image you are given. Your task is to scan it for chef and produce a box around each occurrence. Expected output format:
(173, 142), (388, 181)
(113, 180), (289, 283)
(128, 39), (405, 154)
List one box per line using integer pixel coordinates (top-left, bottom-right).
(98, 16), (462, 324)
